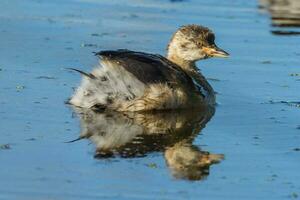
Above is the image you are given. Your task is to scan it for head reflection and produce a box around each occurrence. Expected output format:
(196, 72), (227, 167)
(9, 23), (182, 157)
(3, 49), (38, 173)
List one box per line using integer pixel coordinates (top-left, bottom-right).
(71, 106), (223, 181)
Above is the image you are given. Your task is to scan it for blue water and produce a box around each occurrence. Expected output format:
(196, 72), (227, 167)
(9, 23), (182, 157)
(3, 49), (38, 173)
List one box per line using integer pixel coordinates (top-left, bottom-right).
(0, 0), (300, 199)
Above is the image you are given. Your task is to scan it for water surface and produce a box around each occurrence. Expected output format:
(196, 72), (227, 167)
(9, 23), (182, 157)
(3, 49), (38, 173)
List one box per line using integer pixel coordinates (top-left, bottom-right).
(0, 0), (300, 199)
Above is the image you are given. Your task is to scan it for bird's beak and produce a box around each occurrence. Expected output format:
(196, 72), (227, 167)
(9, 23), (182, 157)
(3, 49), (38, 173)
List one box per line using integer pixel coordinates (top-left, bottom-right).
(202, 45), (229, 58)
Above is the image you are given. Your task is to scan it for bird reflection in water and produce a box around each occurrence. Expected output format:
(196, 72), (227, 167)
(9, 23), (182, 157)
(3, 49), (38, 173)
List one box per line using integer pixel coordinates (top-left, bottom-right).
(70, 106), (223, 181)
(259, 0), (300, 35)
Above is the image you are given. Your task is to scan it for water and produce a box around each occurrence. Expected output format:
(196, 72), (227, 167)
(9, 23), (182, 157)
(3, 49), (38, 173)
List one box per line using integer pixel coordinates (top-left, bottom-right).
(0, 0), (299, 199)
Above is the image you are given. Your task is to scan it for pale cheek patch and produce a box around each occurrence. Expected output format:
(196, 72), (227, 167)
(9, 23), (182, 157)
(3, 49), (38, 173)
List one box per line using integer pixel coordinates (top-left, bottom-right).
(169, 33), (207, 61)
(180, 48), (202, 61)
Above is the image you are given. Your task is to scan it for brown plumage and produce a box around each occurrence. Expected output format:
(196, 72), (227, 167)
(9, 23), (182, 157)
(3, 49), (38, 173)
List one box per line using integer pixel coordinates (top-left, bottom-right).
(69, 24), (229, 112)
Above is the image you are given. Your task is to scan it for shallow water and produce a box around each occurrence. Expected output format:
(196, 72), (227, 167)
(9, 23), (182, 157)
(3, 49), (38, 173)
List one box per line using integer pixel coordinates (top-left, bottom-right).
(0, 0), (300, 199)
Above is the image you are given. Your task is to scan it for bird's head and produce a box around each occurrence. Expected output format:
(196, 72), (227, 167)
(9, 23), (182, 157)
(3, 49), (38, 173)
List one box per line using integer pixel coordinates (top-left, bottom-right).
(167, 24), (229, 68)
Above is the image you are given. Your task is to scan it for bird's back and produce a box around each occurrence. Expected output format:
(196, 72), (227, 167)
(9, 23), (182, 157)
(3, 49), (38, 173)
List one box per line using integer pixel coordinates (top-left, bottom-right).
(96, 49), (195, 89)
(70, 49), (201, 111)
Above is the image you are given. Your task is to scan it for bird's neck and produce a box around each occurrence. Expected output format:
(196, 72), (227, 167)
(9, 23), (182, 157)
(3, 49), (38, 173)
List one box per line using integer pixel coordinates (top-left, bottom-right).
(167, 54), (194, 71)
(167, 54), (216, 104)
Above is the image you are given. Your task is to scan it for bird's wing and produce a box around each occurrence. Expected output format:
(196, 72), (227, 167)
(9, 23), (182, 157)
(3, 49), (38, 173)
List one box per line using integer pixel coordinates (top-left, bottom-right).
(95, 49), (195, 89)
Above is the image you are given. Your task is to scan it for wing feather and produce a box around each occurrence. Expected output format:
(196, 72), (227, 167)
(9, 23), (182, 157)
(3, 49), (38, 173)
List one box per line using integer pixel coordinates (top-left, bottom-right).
(95, 49), (195, 90)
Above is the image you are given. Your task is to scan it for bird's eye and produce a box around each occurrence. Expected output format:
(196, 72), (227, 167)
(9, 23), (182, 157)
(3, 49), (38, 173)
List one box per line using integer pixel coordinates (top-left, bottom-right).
(196, 41), (202, 46)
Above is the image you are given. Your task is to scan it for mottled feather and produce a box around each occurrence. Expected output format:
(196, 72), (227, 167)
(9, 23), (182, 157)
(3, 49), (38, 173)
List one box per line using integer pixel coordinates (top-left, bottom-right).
(95, 49), (195, 91)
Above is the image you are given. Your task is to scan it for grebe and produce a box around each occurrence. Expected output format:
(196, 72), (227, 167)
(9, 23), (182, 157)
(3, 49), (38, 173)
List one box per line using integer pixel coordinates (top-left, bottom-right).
(69, 24), (229, 112)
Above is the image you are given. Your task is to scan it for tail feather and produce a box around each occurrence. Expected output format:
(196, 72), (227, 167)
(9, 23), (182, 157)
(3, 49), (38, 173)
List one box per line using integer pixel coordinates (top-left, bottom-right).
(66, 68), (96, 79)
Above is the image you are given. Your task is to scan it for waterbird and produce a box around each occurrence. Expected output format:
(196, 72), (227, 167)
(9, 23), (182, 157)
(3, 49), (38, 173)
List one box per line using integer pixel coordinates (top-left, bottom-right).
(69, 24), (229, 112)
